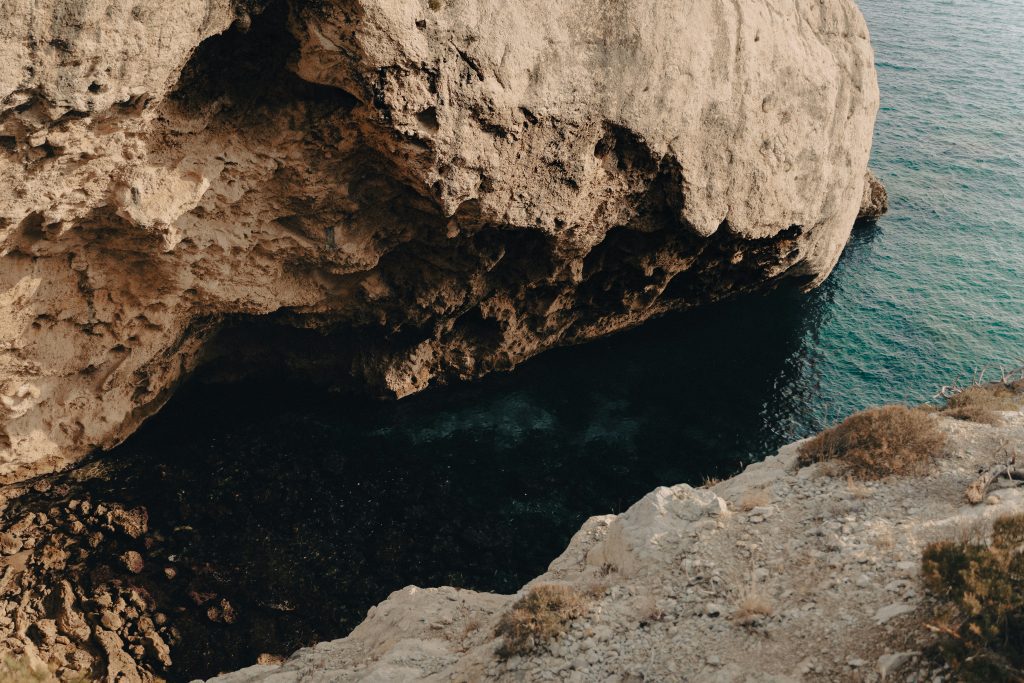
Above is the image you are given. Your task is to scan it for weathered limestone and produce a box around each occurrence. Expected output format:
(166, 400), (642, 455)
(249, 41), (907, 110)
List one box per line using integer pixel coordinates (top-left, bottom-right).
(0, 0), (881, 481)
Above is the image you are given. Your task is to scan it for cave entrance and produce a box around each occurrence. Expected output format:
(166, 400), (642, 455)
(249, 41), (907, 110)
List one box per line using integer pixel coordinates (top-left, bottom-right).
(0, 283), (822, 681)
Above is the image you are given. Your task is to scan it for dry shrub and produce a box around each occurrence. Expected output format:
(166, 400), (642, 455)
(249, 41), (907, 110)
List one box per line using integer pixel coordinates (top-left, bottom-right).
(494, 584), (588, 658)
(459, 616), (483, 643)
(0, 657), (53, 683)
(737, 487), (771, 511)
(733, 590), (774, 627)
(797, 405), (946, 479)
(921, 513), (1024, 682)
(942, 383), (1024, 425)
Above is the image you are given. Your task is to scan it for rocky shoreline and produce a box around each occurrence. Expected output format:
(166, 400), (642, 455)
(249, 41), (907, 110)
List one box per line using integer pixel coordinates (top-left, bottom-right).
(1, 388), (1020, 682)
(208, 400), (1023, 683)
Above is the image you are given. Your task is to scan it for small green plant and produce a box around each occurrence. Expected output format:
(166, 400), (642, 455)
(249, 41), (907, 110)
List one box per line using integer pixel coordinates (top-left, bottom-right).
(494, 584), (587, 657)
(797, 405), (946, 479)
(942, 383), (1024, 425)
(921, 513), (1024, 681)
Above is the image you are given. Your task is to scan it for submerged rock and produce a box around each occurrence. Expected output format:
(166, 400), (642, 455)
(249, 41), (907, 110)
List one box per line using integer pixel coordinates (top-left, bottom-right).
(0, 0), (881, 481)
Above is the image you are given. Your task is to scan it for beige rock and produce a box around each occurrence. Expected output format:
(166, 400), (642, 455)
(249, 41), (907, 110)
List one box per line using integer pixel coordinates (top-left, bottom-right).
(0, 0), (880, 481)
(54, 580), (90, 643)
(143, 630), (172, 668)
(585, 485), (729, 576)
(0, 533), (22, 556)
(109, 507), (148, 539)
(28, 619), (57, 646)
(99, 610), (123, 632)
(94, 628), (144, 683)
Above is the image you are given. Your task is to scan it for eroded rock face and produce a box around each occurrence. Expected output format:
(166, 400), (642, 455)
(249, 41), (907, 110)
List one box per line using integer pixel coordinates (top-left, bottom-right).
(0, 0), (880, 480)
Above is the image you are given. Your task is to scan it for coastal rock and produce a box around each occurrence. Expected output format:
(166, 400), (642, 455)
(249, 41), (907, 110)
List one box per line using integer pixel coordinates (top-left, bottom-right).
(1, 402), (1019, 680)
(585, 485), (729, 576)
(0, 0), (879, 480)
(858, 169), (890, 221)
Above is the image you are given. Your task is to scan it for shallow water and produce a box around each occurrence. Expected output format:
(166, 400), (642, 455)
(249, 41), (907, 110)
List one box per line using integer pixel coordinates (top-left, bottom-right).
(78, 0), (1024, 677)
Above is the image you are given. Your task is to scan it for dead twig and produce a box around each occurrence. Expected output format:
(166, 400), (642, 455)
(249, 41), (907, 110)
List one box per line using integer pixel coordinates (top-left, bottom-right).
(935, 364), (1024, 400)
(965, 449), (1021, 504)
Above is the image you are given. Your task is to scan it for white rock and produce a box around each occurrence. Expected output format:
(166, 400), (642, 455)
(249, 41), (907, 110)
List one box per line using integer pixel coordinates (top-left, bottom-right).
(878, 651), (919, 680)
(873, 604), (915, 624)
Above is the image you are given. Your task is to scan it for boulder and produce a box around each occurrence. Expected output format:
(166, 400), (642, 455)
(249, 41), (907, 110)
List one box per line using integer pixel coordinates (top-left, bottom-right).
(0, 0), (879, 480)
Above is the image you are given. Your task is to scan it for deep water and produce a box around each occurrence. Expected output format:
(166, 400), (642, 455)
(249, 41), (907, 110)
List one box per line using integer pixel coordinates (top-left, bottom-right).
(73, 0), (1023, 677)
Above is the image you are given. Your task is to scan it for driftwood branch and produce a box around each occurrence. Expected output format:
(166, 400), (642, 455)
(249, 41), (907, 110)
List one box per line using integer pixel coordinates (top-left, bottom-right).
(935, 363), (1024, 400)
(965, 457), (1021, 505)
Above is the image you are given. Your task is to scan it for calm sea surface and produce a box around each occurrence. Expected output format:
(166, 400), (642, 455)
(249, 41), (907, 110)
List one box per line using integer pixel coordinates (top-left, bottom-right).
(89, 0), (1023, 670)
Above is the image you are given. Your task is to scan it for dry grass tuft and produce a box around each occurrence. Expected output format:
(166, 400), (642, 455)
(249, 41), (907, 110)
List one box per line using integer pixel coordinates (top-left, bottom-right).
(921, 513), (1024, 681)
(0, 657), (53, 683)
(797, 405), (946, 479)
(635, 595), (665, 626)
(737, 487), (771, 511)
(494, 584), (588, 658)
(845, 474), (872, 499)
(941, 383), (1024, 425)
(733, 589), (774, 627)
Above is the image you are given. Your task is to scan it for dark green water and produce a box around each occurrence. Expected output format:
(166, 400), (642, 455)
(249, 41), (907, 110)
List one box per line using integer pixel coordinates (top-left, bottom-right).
(80, 0), (1022, 675)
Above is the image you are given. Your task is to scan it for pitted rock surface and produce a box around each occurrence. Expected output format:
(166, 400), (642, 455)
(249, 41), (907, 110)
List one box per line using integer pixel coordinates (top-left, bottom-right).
(0, 0), (883, 481)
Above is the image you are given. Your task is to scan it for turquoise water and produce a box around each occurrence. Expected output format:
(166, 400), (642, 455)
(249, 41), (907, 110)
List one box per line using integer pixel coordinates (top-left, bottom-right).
(810, 0), (1024, 418)
(78, 1), (1023, 674)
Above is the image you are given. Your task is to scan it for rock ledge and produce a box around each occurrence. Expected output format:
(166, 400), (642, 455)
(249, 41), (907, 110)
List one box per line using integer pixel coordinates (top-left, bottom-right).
(211, 407), (1023, 683)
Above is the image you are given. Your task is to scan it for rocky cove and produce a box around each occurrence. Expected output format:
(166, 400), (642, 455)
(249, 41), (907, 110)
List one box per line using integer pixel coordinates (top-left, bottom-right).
(1, 0), (1022, 680)
(2, 375), (1023, 682)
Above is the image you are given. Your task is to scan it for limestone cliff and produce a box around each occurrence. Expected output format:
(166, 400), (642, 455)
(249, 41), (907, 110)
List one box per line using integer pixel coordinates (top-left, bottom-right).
(0, 0), (880, 481)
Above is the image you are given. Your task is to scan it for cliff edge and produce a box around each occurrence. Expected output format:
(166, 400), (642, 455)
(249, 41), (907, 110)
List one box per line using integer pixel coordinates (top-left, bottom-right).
(210, 400), (1024, 683)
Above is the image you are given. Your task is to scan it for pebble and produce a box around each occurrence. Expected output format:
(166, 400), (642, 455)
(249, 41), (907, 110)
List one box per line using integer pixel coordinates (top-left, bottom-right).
(878, 651), (919, 679)
(704, 602), (723, 617)
(121, 550), (144, 574)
